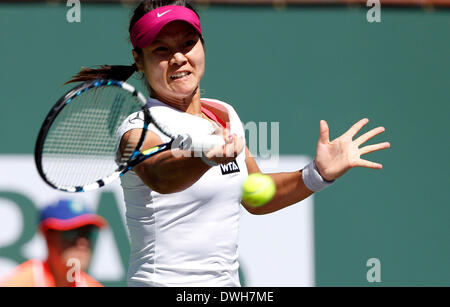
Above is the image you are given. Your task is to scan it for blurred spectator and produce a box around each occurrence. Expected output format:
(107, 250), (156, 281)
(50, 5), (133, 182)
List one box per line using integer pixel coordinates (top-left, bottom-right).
(0, 199), (106, 287)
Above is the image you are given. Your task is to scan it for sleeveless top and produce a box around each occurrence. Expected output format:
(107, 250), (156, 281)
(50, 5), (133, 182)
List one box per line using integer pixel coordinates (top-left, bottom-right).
(117, 98), (248, 287)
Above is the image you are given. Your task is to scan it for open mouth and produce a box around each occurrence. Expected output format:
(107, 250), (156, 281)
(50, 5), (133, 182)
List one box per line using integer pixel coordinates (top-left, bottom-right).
(170, 71), (191, 80)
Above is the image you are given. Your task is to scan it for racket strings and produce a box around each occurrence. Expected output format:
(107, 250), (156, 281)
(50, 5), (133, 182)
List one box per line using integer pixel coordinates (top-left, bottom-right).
(41, 86), (143, 187)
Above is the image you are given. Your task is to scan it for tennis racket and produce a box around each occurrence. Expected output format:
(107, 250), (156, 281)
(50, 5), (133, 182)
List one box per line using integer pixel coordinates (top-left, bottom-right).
(35, 79), (224, 192)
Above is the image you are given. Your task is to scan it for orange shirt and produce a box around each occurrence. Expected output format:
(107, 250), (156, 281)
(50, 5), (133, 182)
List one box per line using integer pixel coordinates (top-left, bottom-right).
(0, 259), (103, 287)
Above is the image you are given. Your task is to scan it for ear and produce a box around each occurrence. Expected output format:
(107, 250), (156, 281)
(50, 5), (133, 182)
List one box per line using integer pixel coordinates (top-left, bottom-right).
(132, 49), (144, 72)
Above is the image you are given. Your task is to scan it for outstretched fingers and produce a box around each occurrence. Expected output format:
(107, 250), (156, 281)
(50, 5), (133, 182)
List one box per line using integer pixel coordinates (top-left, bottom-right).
(354, 126), (386, 147)
(359, 142), (391, 156)
(357, 158), (383, 169)
(346, 118), (370, 139)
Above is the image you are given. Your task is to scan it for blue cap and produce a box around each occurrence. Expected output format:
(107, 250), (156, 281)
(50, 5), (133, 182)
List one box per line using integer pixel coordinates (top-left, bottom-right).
(39, 199), (106, 232)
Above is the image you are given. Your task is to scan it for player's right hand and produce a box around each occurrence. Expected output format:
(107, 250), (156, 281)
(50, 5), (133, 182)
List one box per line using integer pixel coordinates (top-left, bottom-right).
(203, 127), (244, 165)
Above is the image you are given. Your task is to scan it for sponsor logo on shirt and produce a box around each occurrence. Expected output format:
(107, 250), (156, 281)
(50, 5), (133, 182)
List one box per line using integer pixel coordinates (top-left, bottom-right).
(129, 112), (144, 124)
(220, 160), (240, 175)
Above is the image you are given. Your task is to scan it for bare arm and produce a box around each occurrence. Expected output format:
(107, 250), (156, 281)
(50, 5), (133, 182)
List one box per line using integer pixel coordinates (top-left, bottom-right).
(242, 146), (314, 215)
(241, 118), (390, 215)
(119, 128), (244, 194)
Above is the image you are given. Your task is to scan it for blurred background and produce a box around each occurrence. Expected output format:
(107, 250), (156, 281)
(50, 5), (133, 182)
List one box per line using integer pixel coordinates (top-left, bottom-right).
(0, 0), (449, 286)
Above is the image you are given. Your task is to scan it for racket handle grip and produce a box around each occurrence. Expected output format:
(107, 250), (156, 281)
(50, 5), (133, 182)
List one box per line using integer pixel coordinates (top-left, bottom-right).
(177, 134), (225, 153)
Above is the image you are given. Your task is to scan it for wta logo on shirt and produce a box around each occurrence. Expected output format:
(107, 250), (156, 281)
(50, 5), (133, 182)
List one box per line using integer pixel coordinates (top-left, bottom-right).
(220, 160), (240, 175)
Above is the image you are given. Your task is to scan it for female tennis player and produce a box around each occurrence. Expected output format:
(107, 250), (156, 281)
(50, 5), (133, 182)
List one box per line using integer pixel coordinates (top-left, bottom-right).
(66, 0), (390, 287)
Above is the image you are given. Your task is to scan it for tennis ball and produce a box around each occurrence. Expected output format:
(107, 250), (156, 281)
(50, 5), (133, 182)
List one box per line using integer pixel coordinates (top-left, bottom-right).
(242, 173), (276, 207)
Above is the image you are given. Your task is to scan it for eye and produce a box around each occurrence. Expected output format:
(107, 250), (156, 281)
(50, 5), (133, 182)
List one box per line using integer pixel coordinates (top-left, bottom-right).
(153, 46), (168, 53)
(184, 39), (195, 48)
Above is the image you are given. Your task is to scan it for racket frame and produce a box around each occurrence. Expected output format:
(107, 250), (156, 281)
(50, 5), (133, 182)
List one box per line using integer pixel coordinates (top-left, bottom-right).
(34, 79), (177, 192)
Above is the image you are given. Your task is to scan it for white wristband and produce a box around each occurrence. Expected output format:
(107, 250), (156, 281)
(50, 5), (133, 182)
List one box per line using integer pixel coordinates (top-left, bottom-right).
(302, 161), (335, 192)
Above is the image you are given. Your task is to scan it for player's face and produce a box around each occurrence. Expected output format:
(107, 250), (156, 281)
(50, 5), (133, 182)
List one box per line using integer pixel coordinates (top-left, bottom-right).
(135, 21), (205, 107)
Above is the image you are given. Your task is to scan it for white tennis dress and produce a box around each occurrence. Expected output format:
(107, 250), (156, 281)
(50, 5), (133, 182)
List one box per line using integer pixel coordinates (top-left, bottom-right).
(117, 97), (248, 287)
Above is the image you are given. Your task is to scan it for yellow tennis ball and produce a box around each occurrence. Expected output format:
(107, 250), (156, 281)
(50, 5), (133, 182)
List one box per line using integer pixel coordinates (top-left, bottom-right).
(242, 173), (276, 207)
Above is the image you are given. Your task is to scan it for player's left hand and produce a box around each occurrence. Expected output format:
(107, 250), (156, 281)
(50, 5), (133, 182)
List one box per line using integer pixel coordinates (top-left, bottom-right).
(314, 118), (390, 181)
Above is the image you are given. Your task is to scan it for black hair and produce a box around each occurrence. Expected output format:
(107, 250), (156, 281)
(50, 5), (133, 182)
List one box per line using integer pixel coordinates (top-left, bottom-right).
(65, 0), (202, 85)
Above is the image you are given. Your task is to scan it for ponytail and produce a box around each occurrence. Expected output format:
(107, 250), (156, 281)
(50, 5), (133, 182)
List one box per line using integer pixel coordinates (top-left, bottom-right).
(65, 63), (137, 85)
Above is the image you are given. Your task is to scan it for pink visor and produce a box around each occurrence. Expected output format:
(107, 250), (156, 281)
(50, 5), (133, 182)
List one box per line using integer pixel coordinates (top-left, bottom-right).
(130, 5), (202, 49)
